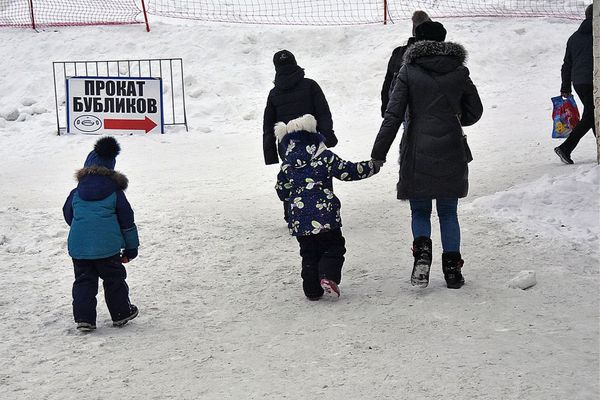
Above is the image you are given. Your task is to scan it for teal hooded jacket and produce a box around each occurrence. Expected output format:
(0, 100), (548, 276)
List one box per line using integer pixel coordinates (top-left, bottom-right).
(63, 167), (139, 259)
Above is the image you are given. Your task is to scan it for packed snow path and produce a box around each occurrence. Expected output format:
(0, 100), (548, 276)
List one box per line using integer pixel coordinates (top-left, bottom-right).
(0, 18), (598, 399)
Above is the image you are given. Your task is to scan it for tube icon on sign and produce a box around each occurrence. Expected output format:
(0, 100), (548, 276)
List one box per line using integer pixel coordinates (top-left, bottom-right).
(74, 115), (102, 133)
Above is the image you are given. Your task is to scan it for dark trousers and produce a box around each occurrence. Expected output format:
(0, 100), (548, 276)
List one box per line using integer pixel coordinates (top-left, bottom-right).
(560, 84), (596, 155)
(296, 229), (346, 298)
(283, 200), (289, 223)
(278, 143), (290, 223)
(72, 254), (131, 323)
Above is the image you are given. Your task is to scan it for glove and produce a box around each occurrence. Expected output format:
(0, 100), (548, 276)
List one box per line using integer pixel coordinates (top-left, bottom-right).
(371, 159), (385, 173)
(121, 248), (138, 263)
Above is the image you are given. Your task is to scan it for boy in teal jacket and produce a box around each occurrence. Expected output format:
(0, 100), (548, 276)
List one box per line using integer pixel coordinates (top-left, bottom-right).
(63, 137), (139, 332)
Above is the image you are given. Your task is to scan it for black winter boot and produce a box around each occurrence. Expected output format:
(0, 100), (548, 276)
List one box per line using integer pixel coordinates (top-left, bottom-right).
(554, 146), (574, 165)
(113, 304), (139, 327)
(442, 252), (465, 289)
(411, 236), (432, 288)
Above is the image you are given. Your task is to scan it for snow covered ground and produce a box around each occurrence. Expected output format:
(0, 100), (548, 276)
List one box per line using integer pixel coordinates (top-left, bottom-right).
(0, 15), (598, 400)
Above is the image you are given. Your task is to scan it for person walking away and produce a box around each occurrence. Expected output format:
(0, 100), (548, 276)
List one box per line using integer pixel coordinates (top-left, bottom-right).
(275, 114), (379, 300)
(380, 10), (431, 117)
(263, 50), (338, 222)
(63, 137), (140, 331)
(371, 21), (483, 289)
(555, 4), (595, 164)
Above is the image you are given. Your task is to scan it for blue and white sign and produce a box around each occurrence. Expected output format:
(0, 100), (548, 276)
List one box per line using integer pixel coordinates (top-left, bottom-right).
(66, 77), (164, 134)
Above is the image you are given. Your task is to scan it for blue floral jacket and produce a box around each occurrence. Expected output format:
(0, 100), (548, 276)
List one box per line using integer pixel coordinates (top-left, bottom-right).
(275, 114), (378, 236)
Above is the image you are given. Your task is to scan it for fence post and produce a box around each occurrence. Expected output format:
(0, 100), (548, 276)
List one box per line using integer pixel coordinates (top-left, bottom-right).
(141, 0), (151, 32)
(28, 0), (36, 30)
(383, 0), (387, 25)
(594, 4), (600, 164)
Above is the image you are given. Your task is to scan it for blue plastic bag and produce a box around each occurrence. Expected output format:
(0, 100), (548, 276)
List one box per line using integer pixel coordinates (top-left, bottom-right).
(551, 95), (580, 139)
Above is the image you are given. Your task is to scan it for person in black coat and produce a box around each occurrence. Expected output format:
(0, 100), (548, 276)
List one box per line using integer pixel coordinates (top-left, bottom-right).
(554, 4), (595, 164)
(371, 21), (483, 290)
(263, 50), (337, 165)
(263, 50), (338, 222)
(380, 10), (431, 117)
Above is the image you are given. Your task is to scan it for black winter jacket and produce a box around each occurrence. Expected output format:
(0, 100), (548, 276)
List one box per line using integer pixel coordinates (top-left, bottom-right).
(561, 18), (593, 93)
(263, 65), (337, 165)
(381, 37), (416, 117)
(371, 41), (483, 200)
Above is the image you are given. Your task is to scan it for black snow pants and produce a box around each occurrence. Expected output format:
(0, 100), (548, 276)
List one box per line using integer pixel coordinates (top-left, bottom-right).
(296, 229), (346, 298)
(560, 84), (596, 155)
(72, 254), (132, 324)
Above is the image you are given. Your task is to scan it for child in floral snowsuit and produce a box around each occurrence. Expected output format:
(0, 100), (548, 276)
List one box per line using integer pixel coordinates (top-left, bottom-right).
(275, 114), (379, 300)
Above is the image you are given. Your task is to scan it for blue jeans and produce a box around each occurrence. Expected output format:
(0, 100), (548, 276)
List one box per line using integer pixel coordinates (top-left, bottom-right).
(409, 198), (460, 253)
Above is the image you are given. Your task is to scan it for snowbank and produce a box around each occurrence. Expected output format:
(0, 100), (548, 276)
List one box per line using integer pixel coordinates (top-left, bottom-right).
(468, 165), (599, 247)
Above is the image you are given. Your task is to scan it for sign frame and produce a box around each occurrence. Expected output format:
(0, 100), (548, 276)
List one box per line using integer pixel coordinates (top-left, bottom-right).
(65, 76), (165, 135)
(52, 58), (188, 135)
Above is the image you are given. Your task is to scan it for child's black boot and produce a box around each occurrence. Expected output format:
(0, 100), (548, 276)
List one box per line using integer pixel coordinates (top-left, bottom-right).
(442, 252), (465, 289)
(113, 304), (139, 327)
(76, 322), (96, 332)
(411, 236), (432, 287)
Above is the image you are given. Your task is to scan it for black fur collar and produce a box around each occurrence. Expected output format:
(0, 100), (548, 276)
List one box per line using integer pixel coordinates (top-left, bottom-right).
(404, 41), (467, 65)
(75, 166), (128, 190)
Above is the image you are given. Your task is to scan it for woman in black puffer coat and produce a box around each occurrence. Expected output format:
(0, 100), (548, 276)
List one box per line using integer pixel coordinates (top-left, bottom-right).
(371, 21), (483, 290)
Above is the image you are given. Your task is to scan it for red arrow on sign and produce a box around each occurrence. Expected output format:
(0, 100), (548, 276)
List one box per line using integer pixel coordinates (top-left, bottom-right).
(104, 116), (157, 133)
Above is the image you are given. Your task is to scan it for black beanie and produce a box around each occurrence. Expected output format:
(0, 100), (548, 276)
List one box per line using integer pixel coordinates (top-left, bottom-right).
(411, 10), (431, 36)
(273, 50), (297, 70)
(415, 21), (447, 42)
(585, 4), (592, 19)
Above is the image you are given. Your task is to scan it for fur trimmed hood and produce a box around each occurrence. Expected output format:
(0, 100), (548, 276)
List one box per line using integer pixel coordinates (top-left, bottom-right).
(404, 41), (467, 66)
(275, 114), (326, 168)
(76, 166), (128, 190)
(274, 114), (318, 142)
